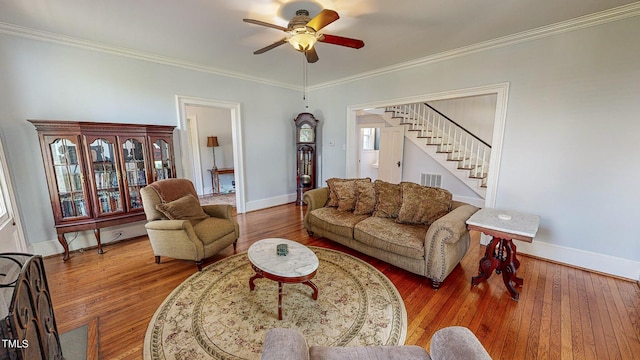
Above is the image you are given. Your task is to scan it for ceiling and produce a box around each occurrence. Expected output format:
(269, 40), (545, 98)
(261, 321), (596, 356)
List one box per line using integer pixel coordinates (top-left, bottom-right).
(0, 0), (637, 88)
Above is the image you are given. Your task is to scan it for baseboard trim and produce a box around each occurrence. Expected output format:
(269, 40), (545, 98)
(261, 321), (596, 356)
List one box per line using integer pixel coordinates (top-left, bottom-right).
(453, 195), (484, 208)
(31, 223), (147, 258)
(245, 193), (297, 212)
(515, 239), (640, 281)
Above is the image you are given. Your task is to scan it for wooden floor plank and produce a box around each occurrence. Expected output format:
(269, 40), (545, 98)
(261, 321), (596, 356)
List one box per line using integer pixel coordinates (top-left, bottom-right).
(42, 203), (640, 359)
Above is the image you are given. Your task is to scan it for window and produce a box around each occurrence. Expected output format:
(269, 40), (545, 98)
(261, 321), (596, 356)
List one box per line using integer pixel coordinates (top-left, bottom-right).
(361, 128), (380, 150)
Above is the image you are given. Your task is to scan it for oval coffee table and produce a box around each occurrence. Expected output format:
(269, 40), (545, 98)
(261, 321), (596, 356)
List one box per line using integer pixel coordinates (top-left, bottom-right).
(247, 238), (319, 320)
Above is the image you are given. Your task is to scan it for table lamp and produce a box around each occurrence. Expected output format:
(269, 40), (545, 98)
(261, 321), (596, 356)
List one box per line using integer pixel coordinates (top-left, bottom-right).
(207, 136), (219, 170)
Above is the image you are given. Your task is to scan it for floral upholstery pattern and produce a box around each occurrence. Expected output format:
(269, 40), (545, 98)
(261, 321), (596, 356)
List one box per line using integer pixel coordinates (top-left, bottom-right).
(353, 181), (376, 215)
(308, 207), (370, 239)
(354, 217), (426, 260)
(333, 181), (358, 212)
(325, 178), (371, 207)
(372, 180), (403, 218)
(396, 182), (452, 225)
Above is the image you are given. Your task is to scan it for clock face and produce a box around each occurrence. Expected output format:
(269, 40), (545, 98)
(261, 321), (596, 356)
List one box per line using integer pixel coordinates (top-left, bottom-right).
(299, 124), (314, 143)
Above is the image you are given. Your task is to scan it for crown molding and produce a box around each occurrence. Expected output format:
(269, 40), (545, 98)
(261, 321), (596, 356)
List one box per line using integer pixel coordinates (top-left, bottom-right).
(1, 2), (639, 92)
(310, 2), (640, 91)
(0, 21), (298, 91)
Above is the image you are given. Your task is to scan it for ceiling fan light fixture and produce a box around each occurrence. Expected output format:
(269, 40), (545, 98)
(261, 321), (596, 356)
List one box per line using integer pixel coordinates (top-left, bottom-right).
(288, 29), (317, 52)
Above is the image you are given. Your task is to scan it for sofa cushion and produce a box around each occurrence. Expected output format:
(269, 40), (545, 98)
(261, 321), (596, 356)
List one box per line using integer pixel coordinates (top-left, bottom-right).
(192, 217), (236, 245)
(333, 180), (358, 212)
(397, 182), (452, 225)
(155, 195), (208, 222)
(309, 207), (370, 239)
(354, 217), (426, 260)
(373, 180), (403, 218)
(354, 181), (376, 215)
(326, 178), (371, 207)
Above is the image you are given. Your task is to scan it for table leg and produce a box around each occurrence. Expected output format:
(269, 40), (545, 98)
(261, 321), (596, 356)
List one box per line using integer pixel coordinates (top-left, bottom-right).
(471, 237), (502, 286)
(501, 239), (524, 301)
(303, 280), (319, 300)
(249, 266), (263, 291)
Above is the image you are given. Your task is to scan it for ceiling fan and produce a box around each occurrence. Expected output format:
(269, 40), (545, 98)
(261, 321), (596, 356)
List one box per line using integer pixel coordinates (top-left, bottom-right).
(243, 9), (365, 63)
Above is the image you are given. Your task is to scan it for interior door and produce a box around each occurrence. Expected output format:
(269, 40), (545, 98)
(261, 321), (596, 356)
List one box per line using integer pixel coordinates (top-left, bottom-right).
(377, 126), (405, 183)
(0, 136), (27, 252)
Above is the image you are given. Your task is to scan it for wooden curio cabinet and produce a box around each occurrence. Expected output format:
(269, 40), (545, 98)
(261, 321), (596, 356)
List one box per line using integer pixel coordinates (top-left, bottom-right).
(294, 113), (319, 205)
(29, 120), (176, 261)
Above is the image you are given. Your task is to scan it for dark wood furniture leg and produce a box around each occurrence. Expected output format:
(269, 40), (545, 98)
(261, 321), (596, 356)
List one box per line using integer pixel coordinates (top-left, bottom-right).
(57, 233), (70, 261)
(501, 239), (524, 300)
(472, 236), (524, 301)
(471, 237), (502, 286)
(249, 264), (318, 320)
(94, 229), (104, 254)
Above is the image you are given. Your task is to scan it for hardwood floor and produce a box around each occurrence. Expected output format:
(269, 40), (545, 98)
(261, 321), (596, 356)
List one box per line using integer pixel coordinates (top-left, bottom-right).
(44, 203), (640, 359)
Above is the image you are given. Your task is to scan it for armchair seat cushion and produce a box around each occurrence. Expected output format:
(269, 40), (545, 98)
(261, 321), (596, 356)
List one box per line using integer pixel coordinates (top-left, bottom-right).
(193, 217), (237, 245)
(354, 217), (426, 260)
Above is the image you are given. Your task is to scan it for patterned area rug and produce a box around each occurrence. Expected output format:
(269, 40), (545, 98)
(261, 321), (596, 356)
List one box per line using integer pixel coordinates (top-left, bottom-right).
(144, 246), (407, 360)
(199, 193), (236, 207)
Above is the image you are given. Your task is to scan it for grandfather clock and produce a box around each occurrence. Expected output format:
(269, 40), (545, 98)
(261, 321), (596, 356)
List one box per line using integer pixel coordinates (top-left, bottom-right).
(294, 113), (319, 205)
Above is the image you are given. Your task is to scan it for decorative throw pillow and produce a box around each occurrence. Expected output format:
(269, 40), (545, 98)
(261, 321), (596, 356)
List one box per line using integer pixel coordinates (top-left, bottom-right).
(354, 181), (376, 215)
(325, 177), (371, 207)
(333, 181), (358, 212)
(372, 180), (403, 218)
(155, 195), (208, 222)
(396, 182), (452, 225)
(325, 178), (342, 207)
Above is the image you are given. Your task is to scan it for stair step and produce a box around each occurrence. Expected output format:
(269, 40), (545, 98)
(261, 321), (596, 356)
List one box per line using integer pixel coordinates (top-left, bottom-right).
(469, 173), (488, 179)
(447, 157), (470, 162)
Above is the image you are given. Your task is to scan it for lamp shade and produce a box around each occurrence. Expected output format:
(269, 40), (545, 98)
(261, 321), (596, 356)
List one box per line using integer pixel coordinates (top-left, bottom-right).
(289, 32), (317, 52)
(207, 136), (219, 147)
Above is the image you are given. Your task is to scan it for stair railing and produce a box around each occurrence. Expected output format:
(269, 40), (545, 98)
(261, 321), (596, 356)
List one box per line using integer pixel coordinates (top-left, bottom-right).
(388, 103), (491, 182)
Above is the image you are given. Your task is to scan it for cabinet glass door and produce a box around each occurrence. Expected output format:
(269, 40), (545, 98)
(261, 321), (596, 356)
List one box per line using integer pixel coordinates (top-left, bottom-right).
(89, 138), (123, 215)
(122, 138), (146, 210)
(49, 138), (89, 219)
(152, 139), (172, 181)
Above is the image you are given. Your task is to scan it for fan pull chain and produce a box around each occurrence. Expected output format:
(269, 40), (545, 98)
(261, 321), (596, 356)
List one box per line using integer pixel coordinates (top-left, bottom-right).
(302, 54), (309, 109)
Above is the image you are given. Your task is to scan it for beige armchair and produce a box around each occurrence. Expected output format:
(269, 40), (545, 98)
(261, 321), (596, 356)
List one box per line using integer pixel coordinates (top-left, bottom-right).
(140, 178), (238, 270)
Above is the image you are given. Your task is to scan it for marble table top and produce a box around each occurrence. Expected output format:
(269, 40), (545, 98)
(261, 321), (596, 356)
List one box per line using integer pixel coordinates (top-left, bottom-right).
(466, 208), (540, 238)
(247, 238), (318, 278)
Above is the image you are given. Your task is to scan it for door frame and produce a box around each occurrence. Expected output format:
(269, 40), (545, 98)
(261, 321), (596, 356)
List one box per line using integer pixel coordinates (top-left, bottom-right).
(176, 95), (246, 213)
(346, 82), (510, 210)
(0, 134), (28, 252)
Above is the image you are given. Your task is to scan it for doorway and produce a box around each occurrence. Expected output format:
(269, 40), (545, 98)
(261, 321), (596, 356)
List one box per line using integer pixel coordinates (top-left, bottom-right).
(176, 96), (246, 213)
(0, 135), (27, 252)
(346, 83), (510, 209)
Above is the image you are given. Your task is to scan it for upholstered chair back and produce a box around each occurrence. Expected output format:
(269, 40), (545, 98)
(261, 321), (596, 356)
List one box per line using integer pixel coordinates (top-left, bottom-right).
(141, 178), (200, 221)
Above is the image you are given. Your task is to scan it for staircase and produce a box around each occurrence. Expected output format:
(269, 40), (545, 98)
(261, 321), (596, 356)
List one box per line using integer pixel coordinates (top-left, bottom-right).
(384, 103), (490, 198)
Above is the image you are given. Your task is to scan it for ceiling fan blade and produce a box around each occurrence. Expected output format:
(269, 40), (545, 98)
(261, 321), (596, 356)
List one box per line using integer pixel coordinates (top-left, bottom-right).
(306, 9), (339, 32)
(253, 38), (288, 54)
(305, 47), (319, 63)
(243, 18), (289, 32)
(318, 34), (365, 49)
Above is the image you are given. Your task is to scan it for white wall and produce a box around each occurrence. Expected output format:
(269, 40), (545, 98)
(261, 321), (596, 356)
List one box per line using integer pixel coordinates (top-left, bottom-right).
(0, 33), (301, 253)
(308, 16), (640, 279)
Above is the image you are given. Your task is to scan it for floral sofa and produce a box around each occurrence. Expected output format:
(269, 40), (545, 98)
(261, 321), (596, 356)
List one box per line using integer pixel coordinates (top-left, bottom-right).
(303, 178), (479, 288)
